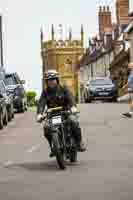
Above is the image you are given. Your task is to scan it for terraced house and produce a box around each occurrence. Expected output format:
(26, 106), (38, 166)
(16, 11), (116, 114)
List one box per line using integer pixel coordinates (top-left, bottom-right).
(79, 0), (133, 100)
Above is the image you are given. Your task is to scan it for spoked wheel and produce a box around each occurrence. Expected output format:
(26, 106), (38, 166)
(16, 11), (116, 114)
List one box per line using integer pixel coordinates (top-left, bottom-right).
(56, 150), (66, 170)
(52, 133), (66, 170)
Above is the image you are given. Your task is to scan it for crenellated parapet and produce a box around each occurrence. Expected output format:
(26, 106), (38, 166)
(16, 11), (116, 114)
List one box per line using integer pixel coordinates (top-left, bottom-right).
(42, 39), (83, 50)
(40, 24), (84, 50)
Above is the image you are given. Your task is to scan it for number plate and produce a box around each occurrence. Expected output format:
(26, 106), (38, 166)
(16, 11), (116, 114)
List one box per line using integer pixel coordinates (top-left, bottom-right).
(51, 116), (62, 125)
(99, 92), (108, 96)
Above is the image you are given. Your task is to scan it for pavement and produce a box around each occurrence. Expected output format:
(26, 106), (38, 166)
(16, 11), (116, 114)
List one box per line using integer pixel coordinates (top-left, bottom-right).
(0, 103), (133, 200)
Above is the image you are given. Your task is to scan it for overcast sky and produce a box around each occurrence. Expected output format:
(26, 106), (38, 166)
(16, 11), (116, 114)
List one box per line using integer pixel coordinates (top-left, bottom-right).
(0, 0), (133, 97)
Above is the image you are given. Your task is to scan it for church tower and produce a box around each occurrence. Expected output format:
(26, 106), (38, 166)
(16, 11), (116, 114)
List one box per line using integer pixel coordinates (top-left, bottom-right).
(40, 25), (84, 97)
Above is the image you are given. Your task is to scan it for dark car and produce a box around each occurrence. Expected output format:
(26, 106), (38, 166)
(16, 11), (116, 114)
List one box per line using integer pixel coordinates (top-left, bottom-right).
(0, 80), (14, 122)
(13, 86), (27, 113)
(4, 73), (27, 113)
(0, 81), (9, 129)
(84, 77), (118, 103)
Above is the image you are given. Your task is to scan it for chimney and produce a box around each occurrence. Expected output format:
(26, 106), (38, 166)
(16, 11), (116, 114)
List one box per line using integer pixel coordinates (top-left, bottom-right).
(116, 0), (130, 29)
(98, 6), (112, 40)
(104, 31), (113, 49)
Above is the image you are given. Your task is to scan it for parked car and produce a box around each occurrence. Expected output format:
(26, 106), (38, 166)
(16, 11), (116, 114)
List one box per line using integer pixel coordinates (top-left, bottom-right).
(0, 81), (9, 129)
(0, 80), (14, 122)
(13, 86), (27, 113)
(84, 77), (118, 103)
(4, 73), (27, 113)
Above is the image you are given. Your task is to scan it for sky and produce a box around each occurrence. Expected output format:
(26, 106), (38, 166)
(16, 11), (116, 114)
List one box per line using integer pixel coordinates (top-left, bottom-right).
(0, 0), (133, 97)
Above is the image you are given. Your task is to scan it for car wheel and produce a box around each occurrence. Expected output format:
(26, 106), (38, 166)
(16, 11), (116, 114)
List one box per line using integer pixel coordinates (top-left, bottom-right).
(3, 109), (8, 126)
(8, 107), (12, 122)
(84, 95), (89, 103)
(12, 111), (14, 119)
(88, 99), (92, 103)
(112, 97), (117, 102)
(86, 95), (92, 103)
(0, 112), (4, 130)
(25, 104), (27, 111)
(20, 104), (25, 113)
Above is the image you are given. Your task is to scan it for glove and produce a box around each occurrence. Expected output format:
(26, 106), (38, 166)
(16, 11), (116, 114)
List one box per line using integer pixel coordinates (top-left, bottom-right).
(71, 106), (78, 113)
(36, 114), (43, 122)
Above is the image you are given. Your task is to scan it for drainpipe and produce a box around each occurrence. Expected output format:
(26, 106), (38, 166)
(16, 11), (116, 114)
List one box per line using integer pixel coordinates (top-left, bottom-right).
(0, 15), (3, 67)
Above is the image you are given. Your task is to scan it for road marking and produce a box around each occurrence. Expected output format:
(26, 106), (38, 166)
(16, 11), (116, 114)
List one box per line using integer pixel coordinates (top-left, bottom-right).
(26, 143), (42, 153)
(3, 161), (14, 167)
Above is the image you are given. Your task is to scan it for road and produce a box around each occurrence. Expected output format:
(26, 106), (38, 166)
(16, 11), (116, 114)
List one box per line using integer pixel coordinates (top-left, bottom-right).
(0, 103), (133, 200)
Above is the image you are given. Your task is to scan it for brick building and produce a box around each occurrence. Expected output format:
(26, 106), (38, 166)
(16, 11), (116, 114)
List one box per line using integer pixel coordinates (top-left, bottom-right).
(79, 0), (133, 100)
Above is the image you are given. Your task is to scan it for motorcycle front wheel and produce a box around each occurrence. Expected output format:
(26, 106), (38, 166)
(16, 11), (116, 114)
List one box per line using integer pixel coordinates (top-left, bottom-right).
(52, 132), (66, 170)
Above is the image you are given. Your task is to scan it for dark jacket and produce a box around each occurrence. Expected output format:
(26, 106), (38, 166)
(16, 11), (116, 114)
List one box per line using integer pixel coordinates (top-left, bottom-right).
(37, 85), (76, 114)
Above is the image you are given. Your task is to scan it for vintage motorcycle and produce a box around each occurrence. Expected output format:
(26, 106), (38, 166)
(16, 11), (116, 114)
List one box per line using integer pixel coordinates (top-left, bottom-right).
(40, 106), (79, 170)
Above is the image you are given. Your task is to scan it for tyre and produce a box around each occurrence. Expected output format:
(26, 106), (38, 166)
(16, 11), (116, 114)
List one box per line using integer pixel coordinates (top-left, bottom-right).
(88, 99), (92, 103)
(0, 112), (3, 130)
(25, 105), (28, 111)
(70, 150), (77, 163)
(112, 97), (117, 102)
(8, 108), (12, 122)
(84, 95), (92, 103)
(3, 109), (8, 126)
(52, 132), (66, 170)
(19, 104), (25, 113)
(12, 111), (14, 119)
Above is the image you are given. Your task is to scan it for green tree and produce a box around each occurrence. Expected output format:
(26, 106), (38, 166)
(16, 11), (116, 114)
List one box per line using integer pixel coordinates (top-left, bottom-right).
(26, 91), (37, 107)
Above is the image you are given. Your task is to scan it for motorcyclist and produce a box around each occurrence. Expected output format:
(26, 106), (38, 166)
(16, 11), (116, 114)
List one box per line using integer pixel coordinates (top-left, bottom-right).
(36, 69), (86, 157)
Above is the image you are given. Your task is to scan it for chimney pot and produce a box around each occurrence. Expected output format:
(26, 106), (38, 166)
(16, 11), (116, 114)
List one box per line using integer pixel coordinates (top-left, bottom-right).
(99, 6), (102, 12)
(107, 6), (110, 11)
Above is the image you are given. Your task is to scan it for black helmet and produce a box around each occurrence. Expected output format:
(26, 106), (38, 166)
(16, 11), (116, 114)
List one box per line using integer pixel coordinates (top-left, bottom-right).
(44, 69), (59, 83)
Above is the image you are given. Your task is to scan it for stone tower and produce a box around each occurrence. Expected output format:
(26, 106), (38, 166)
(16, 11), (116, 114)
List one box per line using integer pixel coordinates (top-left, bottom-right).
(40, 25), (84, 97)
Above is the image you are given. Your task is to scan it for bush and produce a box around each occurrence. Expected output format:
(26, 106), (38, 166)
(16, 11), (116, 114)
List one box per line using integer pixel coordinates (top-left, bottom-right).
(26, 91), (37, 107)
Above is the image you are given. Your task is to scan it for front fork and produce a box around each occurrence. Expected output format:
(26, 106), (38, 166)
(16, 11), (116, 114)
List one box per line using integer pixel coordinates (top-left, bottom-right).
(51, 125), (65, 151)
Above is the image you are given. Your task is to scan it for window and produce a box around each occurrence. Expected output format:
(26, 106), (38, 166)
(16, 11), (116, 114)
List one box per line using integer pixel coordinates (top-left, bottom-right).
(90, 79), (113, 86)
(14, 87), (24, 97)
(4, 75), (16, 85)
(4, 73), (21, 86)
(0, 81), (6, 94)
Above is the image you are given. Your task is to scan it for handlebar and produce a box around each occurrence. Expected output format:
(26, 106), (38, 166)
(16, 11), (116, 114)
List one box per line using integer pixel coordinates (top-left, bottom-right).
(47, 106), (63, 113)
(39, 107), (80, 122)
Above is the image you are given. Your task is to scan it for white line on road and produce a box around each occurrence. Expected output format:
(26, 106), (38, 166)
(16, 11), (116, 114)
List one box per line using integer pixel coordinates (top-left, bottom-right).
(3, 161), (14, 167)
(26, 143), (42, 153)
